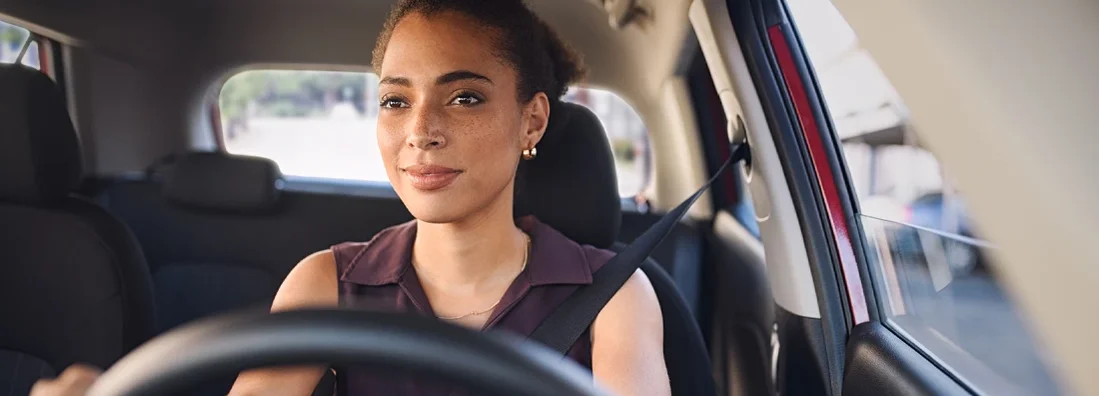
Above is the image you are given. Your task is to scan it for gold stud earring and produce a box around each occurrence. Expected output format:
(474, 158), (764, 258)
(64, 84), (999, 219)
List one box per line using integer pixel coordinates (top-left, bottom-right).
(521, 147), (538, 160)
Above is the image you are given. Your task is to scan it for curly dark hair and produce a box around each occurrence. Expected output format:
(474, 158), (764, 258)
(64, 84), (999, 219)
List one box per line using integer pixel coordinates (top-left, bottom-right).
(372, 0), (587, 103)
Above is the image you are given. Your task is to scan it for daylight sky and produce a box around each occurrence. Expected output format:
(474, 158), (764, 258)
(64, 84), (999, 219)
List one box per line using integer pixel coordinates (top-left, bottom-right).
(785, 0), (906, 139)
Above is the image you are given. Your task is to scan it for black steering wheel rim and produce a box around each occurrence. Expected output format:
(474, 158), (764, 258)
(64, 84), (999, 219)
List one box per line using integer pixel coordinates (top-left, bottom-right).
(86, 309), (607, 396)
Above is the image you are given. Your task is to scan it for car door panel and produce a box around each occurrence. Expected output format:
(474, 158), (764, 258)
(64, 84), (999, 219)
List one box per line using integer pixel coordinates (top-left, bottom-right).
(843, 323), (966, 396)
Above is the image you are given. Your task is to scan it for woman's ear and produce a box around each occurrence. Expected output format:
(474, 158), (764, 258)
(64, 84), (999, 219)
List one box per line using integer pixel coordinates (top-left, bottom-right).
(522, 92), (551, 149)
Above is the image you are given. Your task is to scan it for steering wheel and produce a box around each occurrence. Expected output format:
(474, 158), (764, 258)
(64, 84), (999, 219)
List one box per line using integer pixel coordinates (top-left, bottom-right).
(86, 309), (608, 396)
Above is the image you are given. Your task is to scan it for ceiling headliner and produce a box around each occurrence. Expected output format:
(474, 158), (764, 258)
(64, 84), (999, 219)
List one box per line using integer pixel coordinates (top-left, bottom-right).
(0, 0), (696, 105)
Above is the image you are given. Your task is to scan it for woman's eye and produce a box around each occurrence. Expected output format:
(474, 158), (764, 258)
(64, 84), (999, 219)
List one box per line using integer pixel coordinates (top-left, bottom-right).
(450, 94), (482, 106)
(380, 98), (408, 109)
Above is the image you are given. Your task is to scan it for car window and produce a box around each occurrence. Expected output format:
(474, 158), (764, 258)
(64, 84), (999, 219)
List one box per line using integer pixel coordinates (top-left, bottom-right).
(786, 0), (1062, 394)
(217, 69), (651, 196)
(1, 20), (40, 69)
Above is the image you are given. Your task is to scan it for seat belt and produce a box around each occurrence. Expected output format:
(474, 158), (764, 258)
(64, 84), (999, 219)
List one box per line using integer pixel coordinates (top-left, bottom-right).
(529, 142), (750, 354)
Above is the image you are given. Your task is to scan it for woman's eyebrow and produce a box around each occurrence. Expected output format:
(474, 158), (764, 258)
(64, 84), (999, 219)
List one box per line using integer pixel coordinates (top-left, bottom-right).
(436, 70), (493, 86)
(379, 76), (412, 87)
(378, 71), (493, 87)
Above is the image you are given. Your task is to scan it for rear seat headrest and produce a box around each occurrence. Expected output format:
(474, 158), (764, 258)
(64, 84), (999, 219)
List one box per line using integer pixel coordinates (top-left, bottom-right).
(516, 101), (622, 248)
(0, 65), (83, 205)
(163, 152), (283, 213)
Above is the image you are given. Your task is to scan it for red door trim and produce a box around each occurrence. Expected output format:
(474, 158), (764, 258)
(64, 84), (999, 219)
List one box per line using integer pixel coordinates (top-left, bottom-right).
(37, 38), (52, 78)
(768, 25), (869, 324)
(209, 99), (227, 152)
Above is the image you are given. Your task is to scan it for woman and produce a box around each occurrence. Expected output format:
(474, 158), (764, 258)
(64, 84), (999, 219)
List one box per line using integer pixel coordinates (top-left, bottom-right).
(32, 0), (670, 395)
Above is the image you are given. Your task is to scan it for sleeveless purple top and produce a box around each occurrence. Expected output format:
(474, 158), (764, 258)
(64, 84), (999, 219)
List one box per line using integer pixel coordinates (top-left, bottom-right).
(330, 216), (613, 395)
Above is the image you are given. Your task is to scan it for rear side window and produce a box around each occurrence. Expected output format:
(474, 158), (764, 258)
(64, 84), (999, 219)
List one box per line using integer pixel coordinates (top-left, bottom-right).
(786, 0), (1062, 394)
(1, 20), (40, 69)
(219, 70), (387, 182)
(217, 69), (650, 196)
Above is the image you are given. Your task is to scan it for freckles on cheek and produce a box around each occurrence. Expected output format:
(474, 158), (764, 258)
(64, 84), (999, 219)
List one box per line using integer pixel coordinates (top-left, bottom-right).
(458, 120), (509, 165)
(463, 116), (514, 150)
(376, 127), (404, 168)
(468, 119), (524, 183)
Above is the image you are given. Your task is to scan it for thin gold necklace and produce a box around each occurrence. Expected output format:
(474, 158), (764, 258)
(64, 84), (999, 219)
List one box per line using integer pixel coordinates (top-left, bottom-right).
(436, 233), (531, 321)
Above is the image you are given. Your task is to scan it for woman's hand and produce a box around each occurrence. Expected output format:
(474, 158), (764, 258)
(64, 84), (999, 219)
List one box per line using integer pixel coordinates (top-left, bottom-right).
(30, 364), (102, 396)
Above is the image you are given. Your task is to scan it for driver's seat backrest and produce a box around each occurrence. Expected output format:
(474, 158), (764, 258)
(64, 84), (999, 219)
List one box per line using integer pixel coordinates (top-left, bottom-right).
(517, 101), (717, 395)
(0, 65), (157, 394)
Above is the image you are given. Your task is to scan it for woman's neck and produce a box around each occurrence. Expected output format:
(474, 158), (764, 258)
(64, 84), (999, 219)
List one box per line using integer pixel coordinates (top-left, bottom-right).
(411, 196), (527, 291)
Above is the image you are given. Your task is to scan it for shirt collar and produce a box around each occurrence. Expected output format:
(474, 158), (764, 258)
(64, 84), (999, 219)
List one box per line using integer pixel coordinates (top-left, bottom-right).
(339, 216), (594, 287)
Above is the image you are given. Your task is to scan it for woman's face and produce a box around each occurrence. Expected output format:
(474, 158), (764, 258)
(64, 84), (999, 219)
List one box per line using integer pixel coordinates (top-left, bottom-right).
(377, 11), (549, 224)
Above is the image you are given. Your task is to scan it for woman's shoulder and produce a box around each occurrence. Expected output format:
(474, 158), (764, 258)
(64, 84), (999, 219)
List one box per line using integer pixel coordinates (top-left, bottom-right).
(272, 250), (340, 311)
(329, 220), (418, 285)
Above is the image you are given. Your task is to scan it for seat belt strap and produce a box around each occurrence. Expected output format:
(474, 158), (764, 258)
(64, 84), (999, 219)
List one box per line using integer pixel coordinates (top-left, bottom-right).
(529, 143), (750, 354)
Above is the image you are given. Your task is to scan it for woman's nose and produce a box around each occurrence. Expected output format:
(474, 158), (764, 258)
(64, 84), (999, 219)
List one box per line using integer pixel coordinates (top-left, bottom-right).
(407, 133), (445, 150)
(406, 107), (447, 150)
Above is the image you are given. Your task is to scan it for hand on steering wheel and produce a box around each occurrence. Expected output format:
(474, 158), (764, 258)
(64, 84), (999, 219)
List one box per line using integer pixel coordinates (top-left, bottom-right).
(29, 364), (101, 396)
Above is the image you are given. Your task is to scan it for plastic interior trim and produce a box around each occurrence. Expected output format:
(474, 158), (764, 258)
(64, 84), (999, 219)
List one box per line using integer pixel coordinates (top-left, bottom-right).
(689, 0), (821, 319)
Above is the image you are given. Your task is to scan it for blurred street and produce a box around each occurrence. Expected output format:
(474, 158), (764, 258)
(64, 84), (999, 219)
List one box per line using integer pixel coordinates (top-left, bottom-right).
(904, 274), (1062, 395)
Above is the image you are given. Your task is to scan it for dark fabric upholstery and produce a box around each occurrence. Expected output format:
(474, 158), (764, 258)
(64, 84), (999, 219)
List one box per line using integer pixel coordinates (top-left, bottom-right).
(0, 65), (156, 393)
(95, 180), (413, 396)
(516, 101), (621, 249)
(0, 64), (83, 205)
(618, 213), (706, 317)
(100, 180), (413, 333)
(0, 194), (157, 392)
(0, 350), (56, 396)
(152, 263), (279, 331)
(163, 152), (283, 213)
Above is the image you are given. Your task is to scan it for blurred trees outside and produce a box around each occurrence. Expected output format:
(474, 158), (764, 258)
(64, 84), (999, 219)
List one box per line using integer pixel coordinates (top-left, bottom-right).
(220, 70), (370, 121)
(1, 21), (30, 63)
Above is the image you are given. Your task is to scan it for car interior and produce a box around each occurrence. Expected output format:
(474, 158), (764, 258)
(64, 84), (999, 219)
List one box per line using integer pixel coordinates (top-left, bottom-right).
(2, 0), (1096, 395)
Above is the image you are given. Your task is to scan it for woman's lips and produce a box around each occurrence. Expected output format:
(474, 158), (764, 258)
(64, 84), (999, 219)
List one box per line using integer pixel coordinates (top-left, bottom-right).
(402, 164), (462, 191)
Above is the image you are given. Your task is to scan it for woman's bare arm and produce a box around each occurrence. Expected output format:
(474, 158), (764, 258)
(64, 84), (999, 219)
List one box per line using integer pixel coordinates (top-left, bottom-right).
(228, 250), (339, 396)
(591, 270), (671, 396)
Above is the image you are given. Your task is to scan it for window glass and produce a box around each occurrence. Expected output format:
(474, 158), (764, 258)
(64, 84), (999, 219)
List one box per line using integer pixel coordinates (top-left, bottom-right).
(219, 70), (386, 182)
(1, 20), (40, 69)
(218, 69), (650, 196)
(786, 0), (1062, 394)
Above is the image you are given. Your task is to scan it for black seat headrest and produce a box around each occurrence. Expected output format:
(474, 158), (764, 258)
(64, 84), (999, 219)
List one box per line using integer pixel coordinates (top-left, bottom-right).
(163, 152), (283, 213)
(516, 101), (621, 248)
(0, 65), (83, 205)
